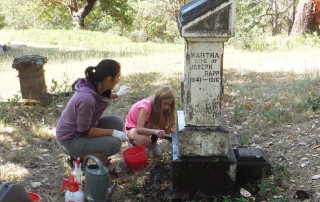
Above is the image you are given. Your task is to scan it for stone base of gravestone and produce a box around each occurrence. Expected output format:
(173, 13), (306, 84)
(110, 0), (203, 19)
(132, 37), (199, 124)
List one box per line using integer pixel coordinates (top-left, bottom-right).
(176, 111), (229, 157)
(172, 111), (272, 193)
(235, 148), (272, 184)
(171, 134), (272, 194)
(178, 127), (229, 157)
(172, 132), (237, 193)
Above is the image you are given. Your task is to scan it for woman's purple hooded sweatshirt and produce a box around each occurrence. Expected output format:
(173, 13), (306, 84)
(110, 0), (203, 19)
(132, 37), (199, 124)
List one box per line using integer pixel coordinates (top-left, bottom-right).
(56, 79), (109, 141)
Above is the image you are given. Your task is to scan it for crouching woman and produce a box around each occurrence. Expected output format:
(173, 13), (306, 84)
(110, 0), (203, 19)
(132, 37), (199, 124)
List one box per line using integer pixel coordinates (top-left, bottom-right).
(55, 59), (130, 165)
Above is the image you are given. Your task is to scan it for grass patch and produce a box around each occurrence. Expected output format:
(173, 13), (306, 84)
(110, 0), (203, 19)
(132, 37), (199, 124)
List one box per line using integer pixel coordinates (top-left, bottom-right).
(257, 163), (290, 201)
(0, 29), (183, 54)
(228, 33), (320, 51)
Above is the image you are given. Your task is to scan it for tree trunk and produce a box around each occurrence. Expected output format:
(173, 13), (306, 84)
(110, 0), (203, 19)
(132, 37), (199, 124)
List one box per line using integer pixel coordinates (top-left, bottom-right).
(70, 0), (96, 29)
(271, 0), (278, 36)
(288, 0), (297, 34)
(290, 0), (316, 35)
(313, 0), (320, 33)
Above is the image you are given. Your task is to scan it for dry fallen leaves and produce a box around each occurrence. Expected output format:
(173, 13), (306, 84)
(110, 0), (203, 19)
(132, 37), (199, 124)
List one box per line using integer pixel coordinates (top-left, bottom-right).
(240, 188), (252, 197)
(311, 175), (320, 180)
(30, 181), (41, 188)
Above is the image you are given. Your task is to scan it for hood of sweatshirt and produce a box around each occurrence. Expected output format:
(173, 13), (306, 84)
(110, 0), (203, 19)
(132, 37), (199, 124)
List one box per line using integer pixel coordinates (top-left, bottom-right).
(74, 78), (110, 102)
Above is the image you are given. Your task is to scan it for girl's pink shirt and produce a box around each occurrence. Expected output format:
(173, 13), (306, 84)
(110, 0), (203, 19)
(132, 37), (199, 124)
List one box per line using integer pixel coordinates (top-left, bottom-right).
(125, 98), (152, 129)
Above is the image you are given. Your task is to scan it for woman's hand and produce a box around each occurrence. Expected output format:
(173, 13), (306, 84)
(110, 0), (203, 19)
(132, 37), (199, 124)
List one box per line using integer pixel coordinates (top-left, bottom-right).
(116, 85), (132, 97)
(153, 129), (165, 139)
(112, 130), (129, 142)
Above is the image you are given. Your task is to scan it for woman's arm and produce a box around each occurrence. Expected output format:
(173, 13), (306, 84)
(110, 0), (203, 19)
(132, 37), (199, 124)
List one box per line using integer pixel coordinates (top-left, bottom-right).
(110, 93), (119, 99)
(87, 127), (114, 137)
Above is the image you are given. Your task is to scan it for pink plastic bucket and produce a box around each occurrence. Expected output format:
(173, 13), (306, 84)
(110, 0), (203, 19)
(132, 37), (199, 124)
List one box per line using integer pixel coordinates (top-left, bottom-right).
(27, 192), (41, 202)
(122, 146), (148, 171)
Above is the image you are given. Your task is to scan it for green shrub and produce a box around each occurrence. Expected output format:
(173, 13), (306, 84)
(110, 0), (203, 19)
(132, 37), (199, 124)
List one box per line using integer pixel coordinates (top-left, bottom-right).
(263, 108), (292, 125)
(239, 134), (251, 146)
(228, 33), (320, 51)
(0, 15), (5, 29)
(130, 1), (180, 43)
(306, 92), (320, 112)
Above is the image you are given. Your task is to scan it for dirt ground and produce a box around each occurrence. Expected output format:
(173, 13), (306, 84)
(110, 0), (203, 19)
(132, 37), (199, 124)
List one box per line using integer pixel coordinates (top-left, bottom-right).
(99, 139), (246, 202)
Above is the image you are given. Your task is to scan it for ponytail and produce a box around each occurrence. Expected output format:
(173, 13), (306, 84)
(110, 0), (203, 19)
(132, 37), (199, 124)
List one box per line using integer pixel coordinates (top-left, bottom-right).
(85, 66), (95, 82)
(84, 59), (120, 84)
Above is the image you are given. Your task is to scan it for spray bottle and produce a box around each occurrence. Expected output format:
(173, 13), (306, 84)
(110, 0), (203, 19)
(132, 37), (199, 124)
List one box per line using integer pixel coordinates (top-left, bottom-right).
(61, 175), (84, 202)
(72, 157), (82, 185)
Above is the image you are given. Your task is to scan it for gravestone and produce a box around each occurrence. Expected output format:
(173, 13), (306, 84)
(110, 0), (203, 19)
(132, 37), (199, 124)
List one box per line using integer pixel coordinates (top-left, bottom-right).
(172, 0), (237, 193)
(173, 0), (271, 194)
(12, 55), (48, 100)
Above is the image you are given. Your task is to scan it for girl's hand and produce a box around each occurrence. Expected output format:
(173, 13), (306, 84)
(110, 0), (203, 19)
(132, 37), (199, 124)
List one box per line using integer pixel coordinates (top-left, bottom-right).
(165, 127), (176, 134)
(153, 129), (165, 139)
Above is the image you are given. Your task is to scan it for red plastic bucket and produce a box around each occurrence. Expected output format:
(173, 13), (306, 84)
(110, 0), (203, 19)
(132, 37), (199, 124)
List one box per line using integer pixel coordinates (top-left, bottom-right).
(27, 192), (41, 202)
(122, 146), (148, 171)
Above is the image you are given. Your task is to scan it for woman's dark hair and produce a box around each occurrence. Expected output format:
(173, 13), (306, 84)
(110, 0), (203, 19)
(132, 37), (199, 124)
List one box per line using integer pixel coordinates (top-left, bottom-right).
(85, 59), (120, 83)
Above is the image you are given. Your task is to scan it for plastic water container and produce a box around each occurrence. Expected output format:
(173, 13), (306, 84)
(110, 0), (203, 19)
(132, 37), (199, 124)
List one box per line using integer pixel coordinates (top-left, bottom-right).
(122, 146), (148, 171)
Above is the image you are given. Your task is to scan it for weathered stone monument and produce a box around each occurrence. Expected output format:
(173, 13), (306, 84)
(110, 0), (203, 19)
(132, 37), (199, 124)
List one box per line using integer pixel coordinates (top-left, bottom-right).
(173, 0), (237, 193)
(173, 0), (271, 194)
(12, 55), (52, 105)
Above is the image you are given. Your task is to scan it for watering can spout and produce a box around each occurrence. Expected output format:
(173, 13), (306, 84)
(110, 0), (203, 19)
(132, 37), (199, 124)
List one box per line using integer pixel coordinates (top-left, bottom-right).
(104, 183), (117, 202)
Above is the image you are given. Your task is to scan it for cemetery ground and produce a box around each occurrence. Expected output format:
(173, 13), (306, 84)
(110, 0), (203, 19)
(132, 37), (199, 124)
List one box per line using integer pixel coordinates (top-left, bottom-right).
(1, 43), (320, 201)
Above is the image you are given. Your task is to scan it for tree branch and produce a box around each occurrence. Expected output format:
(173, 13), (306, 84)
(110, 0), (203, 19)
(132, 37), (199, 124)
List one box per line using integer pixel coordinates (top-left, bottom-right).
(78, 0), (97, 18)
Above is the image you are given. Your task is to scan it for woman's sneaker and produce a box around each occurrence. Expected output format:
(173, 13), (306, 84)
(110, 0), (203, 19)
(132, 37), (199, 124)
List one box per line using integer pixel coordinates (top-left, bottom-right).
(148, 143), (162, 157)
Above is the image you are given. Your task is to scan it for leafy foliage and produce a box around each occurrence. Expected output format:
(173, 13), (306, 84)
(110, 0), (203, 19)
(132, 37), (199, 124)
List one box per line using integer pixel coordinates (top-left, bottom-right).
(236, 0), (294, 36)
(0, 0), (38, 29)
(262, 108), (292, 125)
(239, 134), (251, 146)
(228, 32), (320, 51)
(0, 5), (5, 29)
(258, 163), (290, 201)
(306, 91), (320, 112)
(0, 15), (5, 29)
(99, 0), (136, 29)
(0, 0), (135, 30)
(33, 3), (72, 29)
(130, 1), (182, 43)
(0, 0), (319, 44)
(0, 0), (189, 43)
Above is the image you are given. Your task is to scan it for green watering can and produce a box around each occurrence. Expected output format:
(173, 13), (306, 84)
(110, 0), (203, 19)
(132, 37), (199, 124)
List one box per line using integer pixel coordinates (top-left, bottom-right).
(83, 155), (116, 202)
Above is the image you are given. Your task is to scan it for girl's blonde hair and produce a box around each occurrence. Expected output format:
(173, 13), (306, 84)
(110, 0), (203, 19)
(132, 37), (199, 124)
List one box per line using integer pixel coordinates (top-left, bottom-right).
(149, 86), (176, 130)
